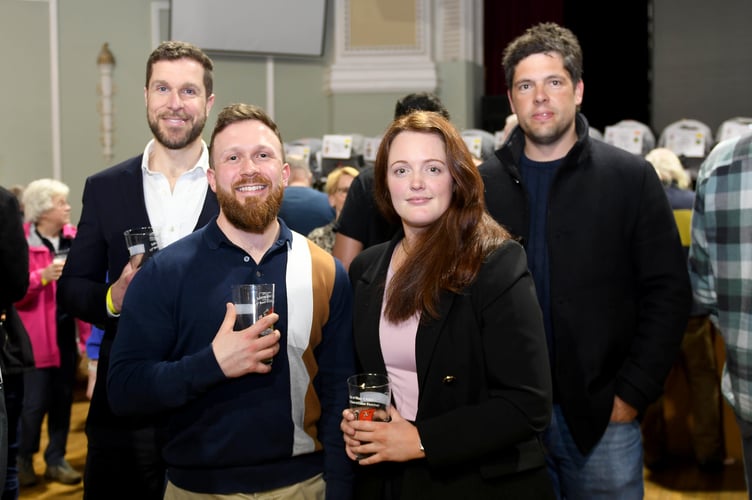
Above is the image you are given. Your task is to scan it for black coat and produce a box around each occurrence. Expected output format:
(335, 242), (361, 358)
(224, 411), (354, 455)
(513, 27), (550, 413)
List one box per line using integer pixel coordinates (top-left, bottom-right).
(58, 155), (218, 433)
(349, 237), (554, 499)
(0, 187), (28, 308)
(479, 113), (692, 454)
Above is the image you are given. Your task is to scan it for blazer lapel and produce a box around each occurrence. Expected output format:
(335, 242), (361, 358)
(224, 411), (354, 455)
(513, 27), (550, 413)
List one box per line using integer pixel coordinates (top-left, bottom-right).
(415, 290), (456, 393)
(196, 188), (219, 229)
(353, 241), (396, 374)
(121, 159), (150, 226)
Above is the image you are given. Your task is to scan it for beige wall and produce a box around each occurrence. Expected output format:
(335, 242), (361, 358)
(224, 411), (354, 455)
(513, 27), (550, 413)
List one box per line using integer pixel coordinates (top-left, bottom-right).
(349, 0), (416, 48)
(0, 0), (480, 222)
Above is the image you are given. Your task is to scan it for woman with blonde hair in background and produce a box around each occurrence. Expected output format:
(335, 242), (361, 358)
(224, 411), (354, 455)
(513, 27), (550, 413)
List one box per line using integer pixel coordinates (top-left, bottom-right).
(15, 179), (90, 487)
(308, 166), (360, 253)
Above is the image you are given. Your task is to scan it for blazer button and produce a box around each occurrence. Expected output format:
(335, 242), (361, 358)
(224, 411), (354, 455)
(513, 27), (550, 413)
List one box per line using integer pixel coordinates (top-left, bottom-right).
(442, 376), (456, 385)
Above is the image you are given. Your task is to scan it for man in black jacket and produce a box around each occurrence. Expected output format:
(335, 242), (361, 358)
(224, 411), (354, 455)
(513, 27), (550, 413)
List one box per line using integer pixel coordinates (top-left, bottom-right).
(479, 23), (691, 498)
(0, 185), (32, 498)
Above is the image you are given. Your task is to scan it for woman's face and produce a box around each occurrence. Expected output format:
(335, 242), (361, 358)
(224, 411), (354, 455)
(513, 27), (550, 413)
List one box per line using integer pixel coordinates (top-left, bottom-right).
(329, 173), (354, 216)
(386, 131), (453, 234)
(40, 194), (71, 228)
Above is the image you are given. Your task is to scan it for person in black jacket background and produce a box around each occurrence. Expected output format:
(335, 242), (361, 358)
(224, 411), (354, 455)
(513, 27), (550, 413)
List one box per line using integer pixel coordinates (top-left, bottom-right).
(0, 185), (34, 499)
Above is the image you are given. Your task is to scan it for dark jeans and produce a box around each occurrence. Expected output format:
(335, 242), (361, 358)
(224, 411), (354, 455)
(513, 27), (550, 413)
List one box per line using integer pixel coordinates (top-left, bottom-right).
(2, 373), (24, 500)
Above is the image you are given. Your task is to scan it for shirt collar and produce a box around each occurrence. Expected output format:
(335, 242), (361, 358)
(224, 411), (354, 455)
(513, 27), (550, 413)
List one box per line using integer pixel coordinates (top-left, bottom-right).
(140, 139), (210, 176)
(204, 216), (294, 254)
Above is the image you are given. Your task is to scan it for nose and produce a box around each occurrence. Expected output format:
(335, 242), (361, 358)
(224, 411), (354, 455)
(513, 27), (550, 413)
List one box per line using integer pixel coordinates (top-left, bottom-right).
(167, 89), (182, 109)
(239, 156), (260, 174)
(533, 86), (548, 104)
(409, 171), (425, 190)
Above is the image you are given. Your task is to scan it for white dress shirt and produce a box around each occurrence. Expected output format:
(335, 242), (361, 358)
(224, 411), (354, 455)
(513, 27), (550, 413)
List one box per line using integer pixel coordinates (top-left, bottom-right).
(141, 139), (210, 249)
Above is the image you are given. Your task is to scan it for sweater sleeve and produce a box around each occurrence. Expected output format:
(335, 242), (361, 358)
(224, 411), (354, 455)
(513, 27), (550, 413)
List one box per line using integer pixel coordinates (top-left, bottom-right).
(107, 257), (227, 416)
(315, 262), (355, 500)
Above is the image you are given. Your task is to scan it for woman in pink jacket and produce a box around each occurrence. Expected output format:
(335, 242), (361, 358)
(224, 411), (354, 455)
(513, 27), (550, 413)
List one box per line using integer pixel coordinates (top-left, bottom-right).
(14, 179), (89, 487)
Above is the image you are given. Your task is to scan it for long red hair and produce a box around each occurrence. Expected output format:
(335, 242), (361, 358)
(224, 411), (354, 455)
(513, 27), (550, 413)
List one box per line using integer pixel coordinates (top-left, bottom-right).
(374, 111), (511, 322)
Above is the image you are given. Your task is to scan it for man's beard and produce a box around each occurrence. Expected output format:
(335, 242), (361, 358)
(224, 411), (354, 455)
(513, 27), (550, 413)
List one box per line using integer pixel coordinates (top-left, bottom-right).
(148, 111), (206, 150)
(216, 177), (284, 233)
(521, 110), (575, 147)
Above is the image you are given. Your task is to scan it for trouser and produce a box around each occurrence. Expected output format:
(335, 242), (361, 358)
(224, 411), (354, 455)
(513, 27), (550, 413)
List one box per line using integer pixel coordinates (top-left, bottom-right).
(2, 373), (24, 500)
(0, 374), (7, 495)
(163, 473), (325, 500)
(19, 365), (75, 465)
(544, 404), (644, 499)
(83, 424), (166, 500)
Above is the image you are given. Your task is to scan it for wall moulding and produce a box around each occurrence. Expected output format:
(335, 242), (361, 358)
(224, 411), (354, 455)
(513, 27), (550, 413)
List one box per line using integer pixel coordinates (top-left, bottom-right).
(326, 0), (437, 93)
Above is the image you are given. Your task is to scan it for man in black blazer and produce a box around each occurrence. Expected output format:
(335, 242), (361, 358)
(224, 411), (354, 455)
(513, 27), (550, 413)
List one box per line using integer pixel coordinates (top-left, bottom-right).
(58, 41), (218, 500)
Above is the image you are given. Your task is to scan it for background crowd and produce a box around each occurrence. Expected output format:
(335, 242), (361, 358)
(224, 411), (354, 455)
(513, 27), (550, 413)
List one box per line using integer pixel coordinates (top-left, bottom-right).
(1, 21), (751, 500)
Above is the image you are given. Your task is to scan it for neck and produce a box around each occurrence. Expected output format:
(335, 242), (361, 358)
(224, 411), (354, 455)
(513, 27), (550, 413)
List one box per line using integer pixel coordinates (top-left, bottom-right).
(287, 180), (309, 187)
(523, 124), (578, 162)
(217, 215), (280, 264)
(35, 219), (62, 239)
(149, 139), (204, 188)
(391, 236), (414, 273)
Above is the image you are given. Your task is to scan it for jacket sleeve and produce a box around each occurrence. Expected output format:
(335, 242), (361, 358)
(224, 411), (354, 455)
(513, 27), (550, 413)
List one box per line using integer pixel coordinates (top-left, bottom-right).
(315, 263), (355, 500)
(0, 189), (29, 307)
(107, 258), (225, 416)
(687, 177), (717, 317)
(58, 176), (112, 326)
(616, 163), (692, 414)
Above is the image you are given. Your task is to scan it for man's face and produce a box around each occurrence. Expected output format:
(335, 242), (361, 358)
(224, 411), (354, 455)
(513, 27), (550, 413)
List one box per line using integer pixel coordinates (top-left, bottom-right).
(208, 119), (290, 233)
(145, 59), (215, 150)
(507, 52), (583, 149)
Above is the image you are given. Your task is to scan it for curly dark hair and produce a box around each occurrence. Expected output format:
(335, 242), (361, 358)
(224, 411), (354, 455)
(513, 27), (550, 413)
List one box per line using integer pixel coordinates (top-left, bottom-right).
(502, 22), (583, 90)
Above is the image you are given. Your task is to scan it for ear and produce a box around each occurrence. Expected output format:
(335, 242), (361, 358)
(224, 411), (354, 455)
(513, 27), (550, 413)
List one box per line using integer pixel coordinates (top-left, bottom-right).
(281, 163), (290, 187)
(206, 93), (216, 115)
(574, 80), (584, 107)
(507, 90), (516, 114)
(206, 167), (217, 193)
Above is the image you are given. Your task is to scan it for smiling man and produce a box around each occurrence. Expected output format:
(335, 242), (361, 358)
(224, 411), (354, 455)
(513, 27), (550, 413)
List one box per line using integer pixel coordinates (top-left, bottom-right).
(58, 41), (219, 499)
(479, 23), (692, 498)
(107, 103), (355, 499)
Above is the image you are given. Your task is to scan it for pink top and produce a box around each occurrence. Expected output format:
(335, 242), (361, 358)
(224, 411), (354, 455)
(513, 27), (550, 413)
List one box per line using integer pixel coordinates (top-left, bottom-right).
(379, 262), (420, 421)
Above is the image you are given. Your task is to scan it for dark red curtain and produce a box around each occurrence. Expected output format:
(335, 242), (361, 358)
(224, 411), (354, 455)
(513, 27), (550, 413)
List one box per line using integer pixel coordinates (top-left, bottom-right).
(483, 1), (565, 96)
(482, 1), (650, 133)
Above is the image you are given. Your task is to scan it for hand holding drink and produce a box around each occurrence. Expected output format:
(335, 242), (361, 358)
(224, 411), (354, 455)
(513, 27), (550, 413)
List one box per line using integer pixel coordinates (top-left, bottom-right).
(123, 227), (159, 268)
(231, 283), (276, 364)
(347, 373), (391, 459)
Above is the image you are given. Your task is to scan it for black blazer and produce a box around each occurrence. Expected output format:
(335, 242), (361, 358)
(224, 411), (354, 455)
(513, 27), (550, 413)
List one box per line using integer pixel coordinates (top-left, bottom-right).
(348, 236), (554, 499)
(58, 155), (218, 433)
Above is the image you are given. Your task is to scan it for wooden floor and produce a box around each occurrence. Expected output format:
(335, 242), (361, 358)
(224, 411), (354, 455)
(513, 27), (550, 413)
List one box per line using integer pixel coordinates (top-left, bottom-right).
(16, 386), (751, 500)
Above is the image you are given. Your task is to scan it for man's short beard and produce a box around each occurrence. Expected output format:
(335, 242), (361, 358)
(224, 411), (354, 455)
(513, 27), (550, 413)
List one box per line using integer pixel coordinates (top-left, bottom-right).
(216, 179), (284, 233)
(148, 113), (206, 150)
